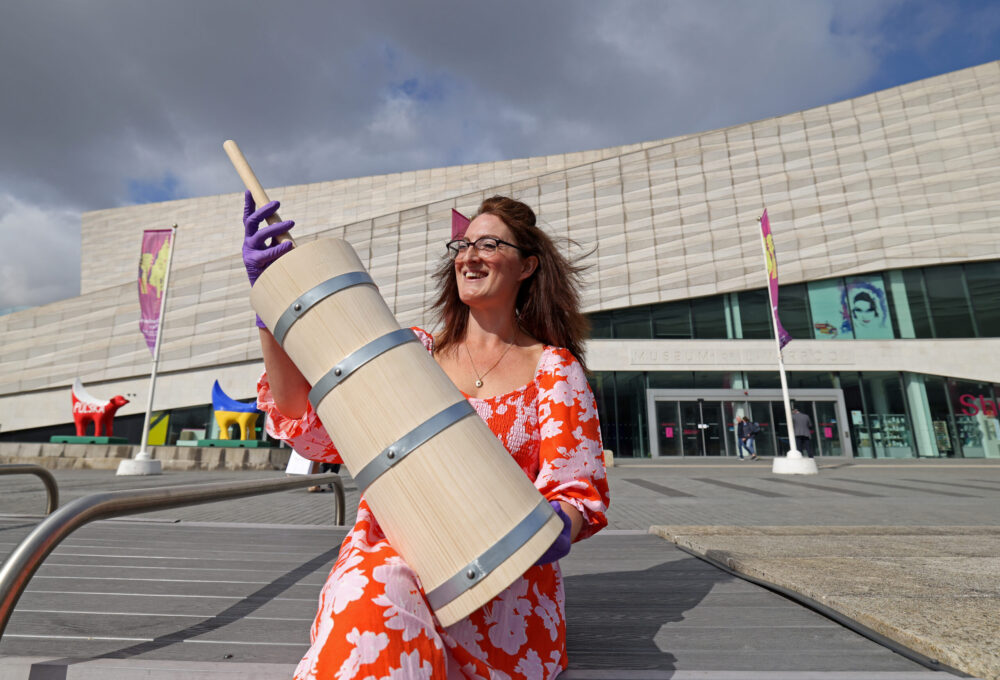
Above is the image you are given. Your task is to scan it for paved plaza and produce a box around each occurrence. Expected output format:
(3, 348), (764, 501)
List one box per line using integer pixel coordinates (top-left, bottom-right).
(0, 458), (996, 679)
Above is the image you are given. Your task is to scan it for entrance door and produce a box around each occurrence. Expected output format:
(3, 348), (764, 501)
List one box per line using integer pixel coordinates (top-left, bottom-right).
(679, 401), (703, 455)
(774, 400), (820, 456)
(679, 400), (724, 455)
(732, 401), (778, 458)
(700, 401), (724, 456)
(647, 389), (853, 458)
(772, 401), (792, 455)
(815, 401), (843, 456)
(655, 401), (681, 456)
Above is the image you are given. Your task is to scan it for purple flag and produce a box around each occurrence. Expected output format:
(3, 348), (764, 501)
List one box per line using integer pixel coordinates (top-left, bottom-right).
(451, 208), (470, 239)
(760, 209), (792, 349)
(137, 229), (173, 354)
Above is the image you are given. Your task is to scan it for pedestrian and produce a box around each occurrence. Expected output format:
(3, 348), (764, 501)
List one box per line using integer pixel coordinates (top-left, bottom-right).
(737, 416), (759, 460)
(792, 407), (814, 457)
(307, 461), (340, 493)
(242, 192), (610, 679)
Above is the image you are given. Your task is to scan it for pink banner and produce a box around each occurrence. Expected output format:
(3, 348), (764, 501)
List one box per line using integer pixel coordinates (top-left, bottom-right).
(137, 229), (173, 354)
(760, 209), (792, 349)
(451, 208), (470, 239)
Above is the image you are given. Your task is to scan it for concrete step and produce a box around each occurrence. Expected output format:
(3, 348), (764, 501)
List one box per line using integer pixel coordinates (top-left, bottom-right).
(0, 442), (290, 471)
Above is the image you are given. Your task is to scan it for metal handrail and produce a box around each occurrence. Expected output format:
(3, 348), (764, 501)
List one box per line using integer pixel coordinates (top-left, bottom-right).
(0, 472), (345, 639)
(0, 464), (59, 514)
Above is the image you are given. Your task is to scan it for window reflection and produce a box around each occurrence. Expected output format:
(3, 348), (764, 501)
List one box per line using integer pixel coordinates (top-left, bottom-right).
(585, 260), (1000, 342)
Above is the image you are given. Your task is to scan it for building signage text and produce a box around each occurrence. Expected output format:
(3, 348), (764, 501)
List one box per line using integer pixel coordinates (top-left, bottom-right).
(958, 394), (998, 417)
(629, 347), (855, 367)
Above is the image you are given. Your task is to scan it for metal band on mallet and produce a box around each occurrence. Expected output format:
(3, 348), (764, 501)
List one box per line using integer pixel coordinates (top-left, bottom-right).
(308, 328), (420, 411)
(426, 498), (554, 610)
(271, 271), (375, 346)
(352, 400), (476, 493)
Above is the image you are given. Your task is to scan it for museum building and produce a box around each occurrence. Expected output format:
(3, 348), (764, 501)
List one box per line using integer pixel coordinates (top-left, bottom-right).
(1, 60), (999, 460)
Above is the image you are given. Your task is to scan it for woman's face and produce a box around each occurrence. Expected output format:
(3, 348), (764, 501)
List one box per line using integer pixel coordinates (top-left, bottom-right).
(851, 297), (876, 325)
(454, 213), (536, 311)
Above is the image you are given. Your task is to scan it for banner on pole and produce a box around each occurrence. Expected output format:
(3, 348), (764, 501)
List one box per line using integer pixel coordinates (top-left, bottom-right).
(137, 229), (173, 354)
(760, 209), (793, 349)
(451, 208), (470, 239)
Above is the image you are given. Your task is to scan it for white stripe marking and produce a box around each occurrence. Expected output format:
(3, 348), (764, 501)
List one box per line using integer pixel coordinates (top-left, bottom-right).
(3, 634), (304, 647)
(25, 589), (317, 602)
(39, 563), (327, 574)
(4, 634), (151, 642)
(15, 609), (312, 622)
(32, 576), (324, 586)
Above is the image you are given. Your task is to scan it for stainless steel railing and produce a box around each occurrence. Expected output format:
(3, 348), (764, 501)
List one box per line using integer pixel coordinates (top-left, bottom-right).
(0, 472), (345, 639)
(0, 464), (59, 514)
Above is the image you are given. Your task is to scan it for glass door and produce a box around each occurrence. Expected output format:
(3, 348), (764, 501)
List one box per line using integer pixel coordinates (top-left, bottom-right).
(728, 400), (749, 457)
(679, 401), (703, 455)
(648, 389), (853, 458)
(678, 400), (725, 455)
(655, 401), (681, 456)
(815, 401), (843, 456)
(772, 401), (792, 455)
(793, 400), (817, 457)
(700, 401), (724, 456)
(748, 402), (778, 458)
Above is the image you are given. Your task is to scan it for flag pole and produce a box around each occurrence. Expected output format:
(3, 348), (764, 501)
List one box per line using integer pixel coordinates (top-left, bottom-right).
(117, 224), (177, 476)
(757, 212), (817, 475)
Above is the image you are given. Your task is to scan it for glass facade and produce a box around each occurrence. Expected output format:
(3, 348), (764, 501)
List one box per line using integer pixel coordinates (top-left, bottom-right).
(590, 369), (1000, 460)
(586, 260), (1000, 460)
(588, 260), (1000, 342)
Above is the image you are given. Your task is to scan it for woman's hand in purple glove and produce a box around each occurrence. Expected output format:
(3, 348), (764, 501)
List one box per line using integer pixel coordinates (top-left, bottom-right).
(535, 500), (573, 566)
(242, 190), (294, 287)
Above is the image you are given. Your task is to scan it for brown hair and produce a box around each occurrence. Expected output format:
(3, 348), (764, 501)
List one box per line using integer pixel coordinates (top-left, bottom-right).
(431, 195), (591, 369)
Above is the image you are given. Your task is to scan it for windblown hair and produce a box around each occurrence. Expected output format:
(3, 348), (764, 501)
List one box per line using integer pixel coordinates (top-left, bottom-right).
(431, 195), (591, 369)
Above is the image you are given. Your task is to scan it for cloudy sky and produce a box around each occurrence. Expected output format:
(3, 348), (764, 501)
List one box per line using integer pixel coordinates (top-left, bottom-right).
(1, 0), (998, 311)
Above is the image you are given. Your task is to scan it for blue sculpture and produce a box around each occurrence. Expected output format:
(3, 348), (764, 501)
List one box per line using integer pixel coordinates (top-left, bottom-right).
(211, 380), (259, 440)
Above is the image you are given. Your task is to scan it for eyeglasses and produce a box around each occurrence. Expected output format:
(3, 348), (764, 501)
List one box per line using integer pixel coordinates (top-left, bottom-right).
(446, 236), (526, 259)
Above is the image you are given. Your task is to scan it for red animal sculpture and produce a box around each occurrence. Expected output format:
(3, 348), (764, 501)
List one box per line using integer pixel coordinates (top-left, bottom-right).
(72, 378), (129, 437)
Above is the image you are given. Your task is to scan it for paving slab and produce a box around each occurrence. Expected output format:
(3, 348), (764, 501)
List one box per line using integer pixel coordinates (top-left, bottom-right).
(0, 519), (940, 679)
(0, 461), (996, 678)
(652, 525), (998, 680)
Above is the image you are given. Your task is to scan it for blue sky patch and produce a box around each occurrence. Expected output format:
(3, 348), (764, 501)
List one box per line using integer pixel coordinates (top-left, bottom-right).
(127, 172), (181, 205)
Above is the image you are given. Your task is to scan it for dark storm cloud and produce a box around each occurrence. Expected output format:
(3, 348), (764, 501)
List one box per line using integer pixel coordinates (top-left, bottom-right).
(0, 0), (996, 308)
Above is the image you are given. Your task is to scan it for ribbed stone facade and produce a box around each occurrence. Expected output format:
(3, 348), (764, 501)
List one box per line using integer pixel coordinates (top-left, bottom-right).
(1, 60), (999, 434)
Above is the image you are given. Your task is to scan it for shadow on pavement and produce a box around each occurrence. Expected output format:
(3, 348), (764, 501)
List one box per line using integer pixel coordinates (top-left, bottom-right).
(565, 555), (725, 671)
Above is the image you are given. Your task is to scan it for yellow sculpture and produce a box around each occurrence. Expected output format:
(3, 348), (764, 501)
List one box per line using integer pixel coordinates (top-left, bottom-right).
(211, 380), (259, 440)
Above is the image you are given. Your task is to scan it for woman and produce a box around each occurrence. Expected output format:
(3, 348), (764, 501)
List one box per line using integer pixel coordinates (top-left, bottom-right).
(242, 192), (609, 679)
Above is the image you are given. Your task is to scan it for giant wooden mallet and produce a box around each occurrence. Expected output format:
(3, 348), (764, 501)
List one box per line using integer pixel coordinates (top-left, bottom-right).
(222, 140), (562, 626)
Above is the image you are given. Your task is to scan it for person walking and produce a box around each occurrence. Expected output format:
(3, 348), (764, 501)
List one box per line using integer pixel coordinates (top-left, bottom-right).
(737, 416), (759, 460)
(243, 192), (609, 679)
(792, 407), (814, 457)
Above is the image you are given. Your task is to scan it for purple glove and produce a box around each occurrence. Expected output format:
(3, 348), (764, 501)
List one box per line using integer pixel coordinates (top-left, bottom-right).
(242, 191), (294, 329)
(243, 190), (294, 286)
(535, 501), (573, 566)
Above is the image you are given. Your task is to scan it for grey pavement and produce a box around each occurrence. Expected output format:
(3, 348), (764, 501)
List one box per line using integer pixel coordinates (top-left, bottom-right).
(0, 458), (995, 679)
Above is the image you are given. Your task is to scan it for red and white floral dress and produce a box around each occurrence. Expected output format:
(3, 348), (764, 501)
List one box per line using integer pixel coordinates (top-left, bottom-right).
(258, 328), (609, 680)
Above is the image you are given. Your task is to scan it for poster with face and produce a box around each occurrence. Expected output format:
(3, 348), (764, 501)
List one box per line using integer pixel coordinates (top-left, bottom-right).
(843, 275), (894, 339)
(808, 279), (849, 339)
(807, 275), (895, 340)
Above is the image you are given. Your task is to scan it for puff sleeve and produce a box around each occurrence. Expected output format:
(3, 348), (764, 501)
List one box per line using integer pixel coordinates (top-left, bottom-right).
(533, 348), (609, 541)
(256, 372), (341, 464)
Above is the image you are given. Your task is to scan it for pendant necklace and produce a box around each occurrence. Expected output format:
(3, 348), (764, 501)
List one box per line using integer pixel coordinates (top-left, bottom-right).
(466, 333), (516, 389)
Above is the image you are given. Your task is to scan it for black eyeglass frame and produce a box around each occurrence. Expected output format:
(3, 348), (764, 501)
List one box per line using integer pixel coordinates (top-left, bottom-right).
(445, 236), (528, 258)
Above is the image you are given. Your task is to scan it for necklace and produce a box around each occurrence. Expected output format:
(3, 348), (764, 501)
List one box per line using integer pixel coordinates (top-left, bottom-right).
(465, 333), (516, 388)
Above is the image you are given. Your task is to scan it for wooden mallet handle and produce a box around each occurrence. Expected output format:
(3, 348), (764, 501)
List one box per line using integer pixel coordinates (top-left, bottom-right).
(223, 139), (294, 245)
